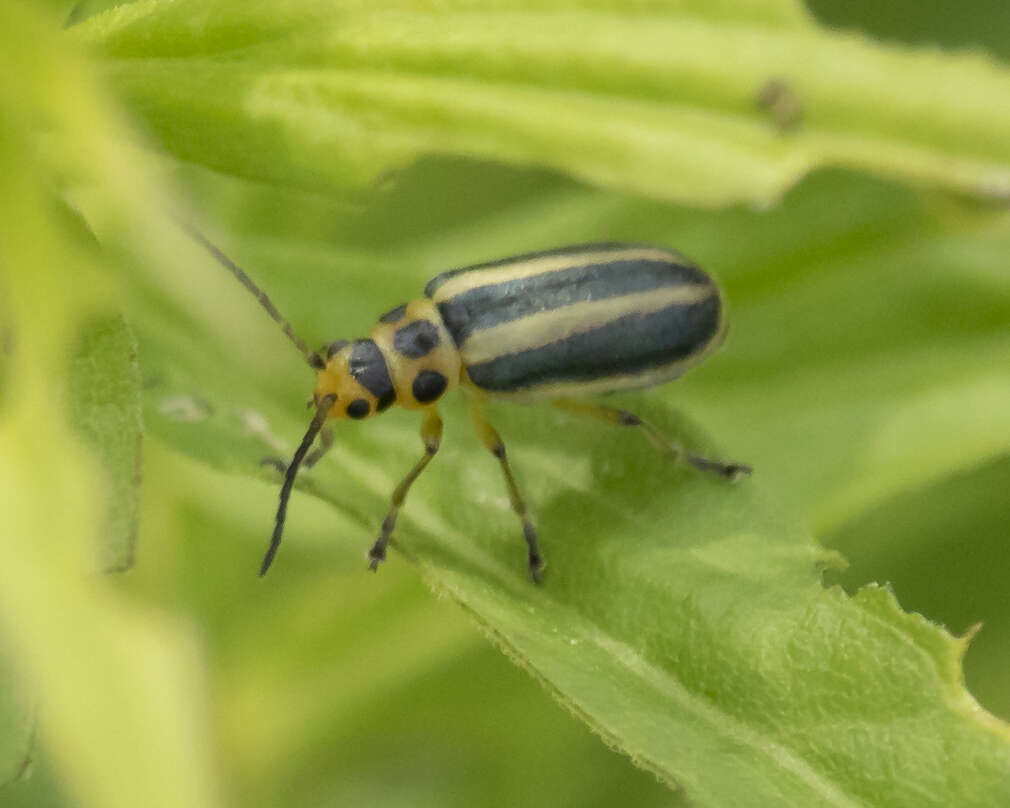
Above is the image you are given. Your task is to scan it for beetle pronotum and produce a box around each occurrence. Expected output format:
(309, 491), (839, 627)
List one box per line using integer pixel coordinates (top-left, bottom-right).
(186, 230), (750, 582)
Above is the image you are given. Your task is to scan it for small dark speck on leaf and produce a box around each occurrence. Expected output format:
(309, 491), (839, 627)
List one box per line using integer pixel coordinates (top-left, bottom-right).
(757, 78), (804, 132)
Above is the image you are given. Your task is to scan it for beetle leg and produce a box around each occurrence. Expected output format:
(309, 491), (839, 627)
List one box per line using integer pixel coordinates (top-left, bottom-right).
(470, 397), (544, 583)
(303, 423), (334, 469)
(553, 400), (751, 479)
(260, 422), (334, 473)
(260, 456), (287, 474)
(368, 407), (442, 572)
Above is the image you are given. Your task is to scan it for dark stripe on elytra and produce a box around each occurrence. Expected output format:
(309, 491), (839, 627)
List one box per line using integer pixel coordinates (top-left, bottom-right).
(424, 243), (656, 297)
(465, 296), (720, 392)
(379, 303), (407, 324)
(436, 259), (709, 348)
(349, 339), (394, 401)
(412, 370), (447, 403)
(393, 319), (441, 358)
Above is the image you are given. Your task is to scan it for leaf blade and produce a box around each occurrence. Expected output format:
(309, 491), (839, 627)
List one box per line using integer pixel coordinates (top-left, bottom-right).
(67, 314), (143, 572)
(78, 4), (1010, 205)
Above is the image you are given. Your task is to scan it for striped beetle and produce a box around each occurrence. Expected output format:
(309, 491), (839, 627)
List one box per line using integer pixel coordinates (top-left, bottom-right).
(188, 234), (750, 582)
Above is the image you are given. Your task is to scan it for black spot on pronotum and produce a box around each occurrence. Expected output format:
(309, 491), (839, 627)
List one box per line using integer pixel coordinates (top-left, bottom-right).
(379, 303), (408, 324)
(394, 319), (441, 359)
(350, 339), (394, 401)
(376, 388), (396, 412)
(412, 370), (447, 404)
(346, 398), (370, 419)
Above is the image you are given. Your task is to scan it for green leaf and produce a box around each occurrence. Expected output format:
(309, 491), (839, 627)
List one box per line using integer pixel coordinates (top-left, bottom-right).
(826, 456), (1010, 723)
(0, 3), (221, 806)
(7, 1), (1010, 805)
(110, 444), (681, 808)
(0, 313), (137, 790)
(67, 314), (143, 572)
(107, 157), (1009, 805)
(74, 0), (1010, 206)
(809, 0), (1010, 61)
(0, 655), (33, 787)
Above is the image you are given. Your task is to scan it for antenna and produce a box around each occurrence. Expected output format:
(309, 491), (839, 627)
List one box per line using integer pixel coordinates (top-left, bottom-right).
(179, 220), (325, 370)
(260, 393), (336, 576)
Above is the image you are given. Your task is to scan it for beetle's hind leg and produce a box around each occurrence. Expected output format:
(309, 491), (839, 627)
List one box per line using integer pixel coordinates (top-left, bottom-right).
(470, 397), (544, 583)
(553, 400), (751, 479)
(368, 407), (443, 572)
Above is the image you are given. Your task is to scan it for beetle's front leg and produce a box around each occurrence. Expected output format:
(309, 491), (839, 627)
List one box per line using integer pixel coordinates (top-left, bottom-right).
(303, 423), (334, 469)
(260, 423), (334, 474)
(368, 407), (442, 571)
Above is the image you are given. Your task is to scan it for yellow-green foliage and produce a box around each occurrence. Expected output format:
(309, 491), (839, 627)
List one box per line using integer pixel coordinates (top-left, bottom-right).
(2, 1), (1009, 807)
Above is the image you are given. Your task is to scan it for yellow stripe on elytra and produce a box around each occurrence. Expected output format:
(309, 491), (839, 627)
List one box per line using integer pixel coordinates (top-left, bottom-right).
(459, 284), (715, 366)
(488, 365), (689, 401)
(485, 358), (700, 401)
(429, 246), (680, 302)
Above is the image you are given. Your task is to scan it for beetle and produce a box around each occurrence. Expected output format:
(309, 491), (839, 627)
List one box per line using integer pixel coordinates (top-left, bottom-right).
(186, 230), (750, 582)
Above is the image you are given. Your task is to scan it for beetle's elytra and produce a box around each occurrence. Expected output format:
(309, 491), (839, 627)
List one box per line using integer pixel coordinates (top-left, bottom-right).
(186, 232), (751, 582)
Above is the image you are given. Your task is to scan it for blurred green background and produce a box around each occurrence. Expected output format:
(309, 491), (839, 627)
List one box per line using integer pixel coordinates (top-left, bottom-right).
(2, 1), (1009, 807)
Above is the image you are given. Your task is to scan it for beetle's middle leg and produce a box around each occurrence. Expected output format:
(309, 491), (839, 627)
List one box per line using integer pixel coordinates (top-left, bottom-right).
(368, 407), (443, 572)
(553, 400), (751, 479)
(469, 397), (544, 583)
